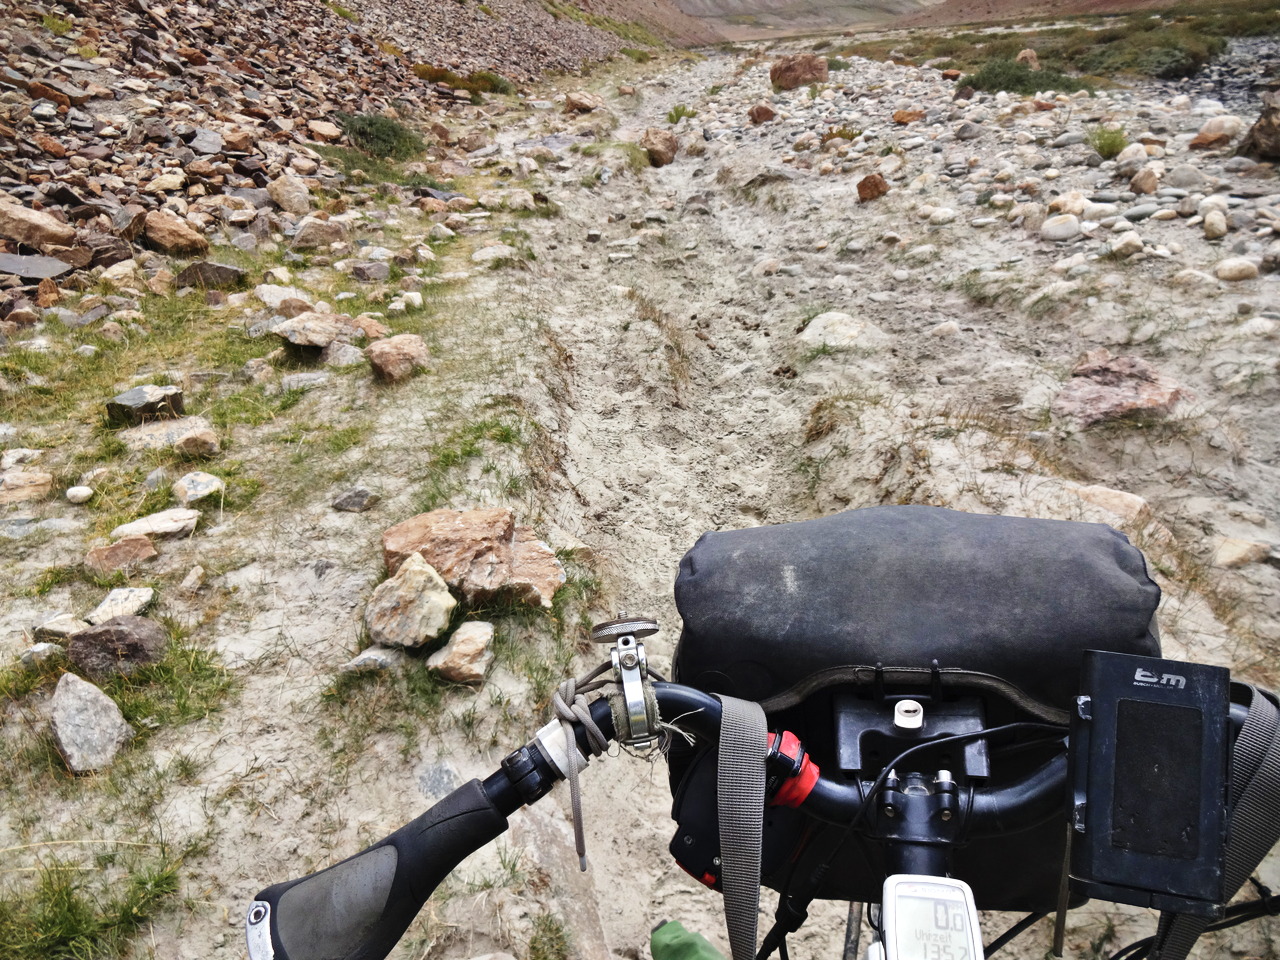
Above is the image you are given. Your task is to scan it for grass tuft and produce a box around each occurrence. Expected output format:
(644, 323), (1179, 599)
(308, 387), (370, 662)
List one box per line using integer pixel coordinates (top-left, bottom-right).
(336, 113), (424, 161)
(667, 103), (698, 124)
(1086, 124), (1129, 159)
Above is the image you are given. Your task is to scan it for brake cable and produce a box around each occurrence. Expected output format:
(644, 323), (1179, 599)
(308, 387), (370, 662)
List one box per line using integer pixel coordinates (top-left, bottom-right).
(757, 722), (1069, 960)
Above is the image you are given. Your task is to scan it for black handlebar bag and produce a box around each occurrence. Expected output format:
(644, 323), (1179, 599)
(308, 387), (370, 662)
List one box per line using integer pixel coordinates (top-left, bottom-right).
(668, 505), (1162, 910)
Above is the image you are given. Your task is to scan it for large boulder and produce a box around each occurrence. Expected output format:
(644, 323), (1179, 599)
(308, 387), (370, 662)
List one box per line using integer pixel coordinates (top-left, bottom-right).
(106, 384), (184, 426)
(769, 54), (828, 91)
(267, 175), (312, 215)
(381, 507), (564, 608)
(564, 91), (604, 113)
(50, 674), (133, 773)
(67, 615), (168, 679)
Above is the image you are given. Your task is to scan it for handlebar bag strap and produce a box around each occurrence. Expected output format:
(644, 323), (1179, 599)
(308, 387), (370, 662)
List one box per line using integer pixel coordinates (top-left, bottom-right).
(715, 694), (767, 960)
(1151, 683), (1280, 960)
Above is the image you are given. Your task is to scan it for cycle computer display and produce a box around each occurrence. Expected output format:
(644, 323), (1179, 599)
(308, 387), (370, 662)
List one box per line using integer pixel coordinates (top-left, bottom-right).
(881, 875), (983, 960)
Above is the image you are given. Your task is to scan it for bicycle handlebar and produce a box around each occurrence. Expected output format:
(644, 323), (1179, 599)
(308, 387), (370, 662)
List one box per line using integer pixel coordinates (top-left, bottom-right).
(245, 681), (1070, 960)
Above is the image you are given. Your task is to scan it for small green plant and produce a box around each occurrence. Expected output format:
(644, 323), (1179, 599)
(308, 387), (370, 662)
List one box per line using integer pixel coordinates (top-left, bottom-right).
(1085, 124), (1129, 159)
(0, 849), (183, 959)
(529, 913), (572, 960)
(336, 113), (424, 160)
(958, 59), (1092, 95)
(821, 125), (862, 143)
(667, 103), (698, 124)
(620, 47), (652, 62)
(411, 65), (513, 96)
(41, 13), (73, 34)
(827, 57), (852, 70)
(325, 0), (358, 21)
(581, 141), (649, 172)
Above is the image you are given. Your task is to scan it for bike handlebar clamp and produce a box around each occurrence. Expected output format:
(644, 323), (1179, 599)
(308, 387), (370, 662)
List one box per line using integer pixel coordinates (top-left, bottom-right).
(592, 614), (660, 750)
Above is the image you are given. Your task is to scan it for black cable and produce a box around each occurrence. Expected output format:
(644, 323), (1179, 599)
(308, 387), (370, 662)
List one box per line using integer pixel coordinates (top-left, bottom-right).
(985, 912), (1047, 956)
(756, 722), (1068, 960)
(1108, 890), (1280, 960)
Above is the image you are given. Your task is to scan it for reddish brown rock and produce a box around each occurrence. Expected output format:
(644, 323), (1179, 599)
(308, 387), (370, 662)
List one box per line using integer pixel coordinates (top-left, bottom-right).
(564, 91), (604, 113)
(278, 297), (314, 318)
(32, 133), (67, 158)
(857, 173), (890, 202)
(382, 508), (564, 607)
(36, 278), (61, 308)
(1190, 132), (1231, 151)
(27, 81), (70, 109)
(383, 507), (517, 592)
(748, 102), (776, 124)
(639, 127), (679, 167)
(367, 334), (429, 381)
(770, 54), (828, 91)
(508, 525), (567, 610)
(85, 536), (158, 579)
(67, 616), (168, 680)
(143, 210), (209, 255)
(1051, 349), (1189, 427)
(941, 69), (963, 81)
(893, 110), (925, 125)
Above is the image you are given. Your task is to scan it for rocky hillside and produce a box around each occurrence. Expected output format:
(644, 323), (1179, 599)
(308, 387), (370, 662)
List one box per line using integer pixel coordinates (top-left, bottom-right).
(2, 5), (1280, 960)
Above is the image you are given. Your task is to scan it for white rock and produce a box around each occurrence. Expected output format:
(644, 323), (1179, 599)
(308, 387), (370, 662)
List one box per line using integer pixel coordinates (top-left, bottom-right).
(21, 642), (65, 667)
(471, 244), (520, 264)
(85, 587), (155, 624)
(34, 614), (89, 640)
(1203, 210), (1228, 240)
(66, 485), (93, 504)
(1215, 258), (1258, 282)
(340, 645), (407, 673)
(172, 471), (225, 506)
(427, 621), (495, 684)
(111, 507), (200, 540)
(1040, 214), (1081, 242)
(50, 673), (133, 773)
(1212, 536), (1271, 568)
(799, 312), (890, 349)
(1110, 232), (1145, 259)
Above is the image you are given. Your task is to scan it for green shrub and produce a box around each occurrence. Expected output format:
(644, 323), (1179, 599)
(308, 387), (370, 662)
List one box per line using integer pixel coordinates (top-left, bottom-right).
(41, 13), (72, 34)
(667, 103), (697, 124)
(827, 57), (852, 70)
(958, 59), (1092, 95)
(620, 47), (652, 62)
(466, 70), (515, 94)
(325, 0), (358, 21)
(337, 113), (424, 160)
(411, 65), (513, 96)
(1085, 124), (1129, 159)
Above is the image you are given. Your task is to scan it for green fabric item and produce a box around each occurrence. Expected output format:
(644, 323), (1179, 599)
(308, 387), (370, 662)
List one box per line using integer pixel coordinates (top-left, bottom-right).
(651, 922), (726, 960)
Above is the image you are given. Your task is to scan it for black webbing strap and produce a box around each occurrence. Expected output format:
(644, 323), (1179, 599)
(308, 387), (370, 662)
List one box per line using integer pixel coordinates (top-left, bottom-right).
(716, 695), (767, 960)
(1151, 683), (1280, 960)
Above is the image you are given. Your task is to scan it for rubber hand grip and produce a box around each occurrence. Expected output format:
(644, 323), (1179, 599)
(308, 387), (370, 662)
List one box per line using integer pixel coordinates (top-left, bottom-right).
(246, 780), (508, 960)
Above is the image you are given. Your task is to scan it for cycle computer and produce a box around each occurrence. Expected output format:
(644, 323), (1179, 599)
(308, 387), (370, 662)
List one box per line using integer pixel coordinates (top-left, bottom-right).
(881, 875), (983, 960)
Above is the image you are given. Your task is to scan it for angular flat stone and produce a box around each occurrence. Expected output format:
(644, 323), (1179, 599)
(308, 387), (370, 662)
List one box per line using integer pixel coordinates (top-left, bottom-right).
(0, 470), (53, 504)
(0, 252), (73, 279)
(20, 642), (65, 667)
(111, 508), (200, 540)
(34, 614), (90, 640)
(84, 535), (158, 578)
(118, 416), (216, 452)
(383, 506), (516, 592)
(507, 526), (567, 610)
(333, 487), (380, 512)
(274, 312), (344, 349)
(68, 615), (168, 679)
(340, 645), (406, 673)
(50, 673), (133, 772)
(106, 384), (184, 426)
(364, 554), (457, 648)
(174, 261), (247, 289)
(85, 587), (155, 625)
(1051, 349), (1188, 427)
(427, 621), (494, 684)
(172, 471), (225, 506)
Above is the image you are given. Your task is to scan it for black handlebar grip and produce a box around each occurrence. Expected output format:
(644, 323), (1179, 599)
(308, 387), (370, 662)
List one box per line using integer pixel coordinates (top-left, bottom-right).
(245, 779), (509, 960)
